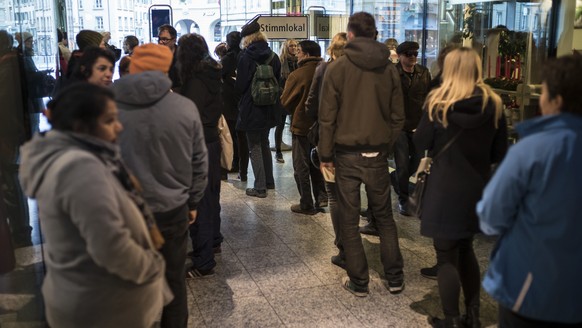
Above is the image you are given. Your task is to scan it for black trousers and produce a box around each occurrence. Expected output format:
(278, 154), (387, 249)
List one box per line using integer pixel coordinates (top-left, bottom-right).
(291, 134), (326, 209)
(498, 306), (582, 328)
(274, 113), (287, 153)
(237, 130), (249, 178)
(433, 237), (480, 317)
(393, 131), (419, 205)
(226, 118), (239, 170)
(155, 204), (189, 328)
(189, 140), (222, 271)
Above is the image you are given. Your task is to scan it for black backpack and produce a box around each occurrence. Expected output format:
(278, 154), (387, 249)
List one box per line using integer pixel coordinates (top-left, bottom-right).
(250, 51), (279, 106)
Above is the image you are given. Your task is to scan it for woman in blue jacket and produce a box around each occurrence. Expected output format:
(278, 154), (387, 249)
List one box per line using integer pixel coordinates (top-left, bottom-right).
(478, 55), (582, 327)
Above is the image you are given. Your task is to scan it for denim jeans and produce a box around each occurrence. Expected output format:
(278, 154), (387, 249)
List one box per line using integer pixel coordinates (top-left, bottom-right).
(433, 237), (480, 317)
(393, 131), (419, 205)
(247, 129), (274, 190)
(335, 152), (404, 288)
(189, 140), (222, 271)
(291, 134), (327, 209)
(325, 181), (343, 257)
(154, 204), (189, 328)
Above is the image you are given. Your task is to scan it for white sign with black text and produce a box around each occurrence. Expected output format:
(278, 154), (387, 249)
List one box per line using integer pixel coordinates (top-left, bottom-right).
(257, 16), (309, 40)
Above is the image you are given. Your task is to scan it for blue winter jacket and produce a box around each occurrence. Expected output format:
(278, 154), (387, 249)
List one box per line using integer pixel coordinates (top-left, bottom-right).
(477, 113), (582, 323)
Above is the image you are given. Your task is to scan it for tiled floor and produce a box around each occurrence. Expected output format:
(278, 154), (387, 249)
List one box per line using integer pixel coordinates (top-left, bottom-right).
(183, 133), (500, 327)
(1, 130), (500, 327)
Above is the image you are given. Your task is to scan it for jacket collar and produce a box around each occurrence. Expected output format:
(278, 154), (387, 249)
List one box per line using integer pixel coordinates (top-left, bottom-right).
(516, 113), (582, 138)
(298, 57), (322, 67)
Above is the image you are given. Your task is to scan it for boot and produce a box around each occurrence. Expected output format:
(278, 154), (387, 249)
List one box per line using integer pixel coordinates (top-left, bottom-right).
(429, 316), (463, 328)
(463, 305), (481, 328)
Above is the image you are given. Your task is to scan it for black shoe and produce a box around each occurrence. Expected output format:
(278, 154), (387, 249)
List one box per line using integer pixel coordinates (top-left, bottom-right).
(246, 188), (267, 198)
(386, 280), (405, 294)
(290, 204), (318, 215)
(238, 174), (247, 182)
(398, 203), (411, 216)
(266, 183), (275, 190)
(359, 222), (379, 236)
(275, 152), (284, 163)
(213, 245), (222, 254)
(429, 316), (463, 328)
(220, 172), (228, 181)
(420, 265), (438, 280)
(186, 267), (215, 279)
(342, 276), (368, 297)
(331, 255), (346, 270)
(315, 199), (328, 208)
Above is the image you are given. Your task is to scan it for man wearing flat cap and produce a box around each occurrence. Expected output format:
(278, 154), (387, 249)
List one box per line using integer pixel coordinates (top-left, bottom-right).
(112, 43), (208, 328)
(393, 41), (431, 216)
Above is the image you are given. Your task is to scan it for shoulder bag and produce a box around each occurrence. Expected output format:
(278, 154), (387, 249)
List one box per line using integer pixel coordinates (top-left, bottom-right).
(218, 115), (234, 170)
(408, 130), (462, 217)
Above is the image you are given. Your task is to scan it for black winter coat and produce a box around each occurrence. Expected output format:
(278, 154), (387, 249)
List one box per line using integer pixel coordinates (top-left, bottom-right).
(220, 49), (241, 121)
(235, 41), (282, 132)
(180, 66), (223, 143)
(413, 93), (508, 239)
(397, 63), (431, 132)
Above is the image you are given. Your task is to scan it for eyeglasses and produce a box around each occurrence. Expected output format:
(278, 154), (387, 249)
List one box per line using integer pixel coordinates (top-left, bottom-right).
(404, 51), (419, 58)
(158, 37), (175, 44)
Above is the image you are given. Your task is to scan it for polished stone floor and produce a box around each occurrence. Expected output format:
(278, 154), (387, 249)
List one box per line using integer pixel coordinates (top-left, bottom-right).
(0, 130), (500, 327)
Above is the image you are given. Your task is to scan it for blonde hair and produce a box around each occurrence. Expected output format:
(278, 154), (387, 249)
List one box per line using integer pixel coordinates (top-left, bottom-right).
(279, 39), (297, 63)
(327, 32), (347, 60)
(241, 31), (268, 49)
(425, 47), (502, 128)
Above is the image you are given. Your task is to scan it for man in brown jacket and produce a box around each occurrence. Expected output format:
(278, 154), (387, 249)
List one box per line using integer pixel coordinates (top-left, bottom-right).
(318, 12), (405, 296)
(281, 40), (327, 215)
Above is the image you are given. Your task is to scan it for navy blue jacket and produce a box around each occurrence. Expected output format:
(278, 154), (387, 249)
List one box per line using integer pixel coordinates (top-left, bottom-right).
(235, 41), (282, 131)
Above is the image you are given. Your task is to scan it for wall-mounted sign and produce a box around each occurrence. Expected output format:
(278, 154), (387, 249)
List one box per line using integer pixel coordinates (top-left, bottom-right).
(315, 15), (330, 39)
(257, 15), (309, 40)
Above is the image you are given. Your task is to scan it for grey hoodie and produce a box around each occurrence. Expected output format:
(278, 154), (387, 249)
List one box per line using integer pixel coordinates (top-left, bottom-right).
(19, 131), (168, 327)
(112, 71), (208, 213)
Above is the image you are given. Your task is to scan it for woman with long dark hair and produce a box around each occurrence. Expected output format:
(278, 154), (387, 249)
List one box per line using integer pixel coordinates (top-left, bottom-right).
(19, 83), (168, 327)
(177, 33), (224, 277)
(68, 46), (114, 87)
(413, 47), (508, 328)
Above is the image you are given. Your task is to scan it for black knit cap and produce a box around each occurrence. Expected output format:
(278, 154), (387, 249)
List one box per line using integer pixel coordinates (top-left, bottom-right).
(241, 18), (260, 38)
(396, 41), (419, 55)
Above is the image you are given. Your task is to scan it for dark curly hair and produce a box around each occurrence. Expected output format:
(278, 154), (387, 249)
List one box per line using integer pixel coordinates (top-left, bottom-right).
(177, 33), (221, 83)
(71, 46), (115, 81)
(542, 54), (582, 116)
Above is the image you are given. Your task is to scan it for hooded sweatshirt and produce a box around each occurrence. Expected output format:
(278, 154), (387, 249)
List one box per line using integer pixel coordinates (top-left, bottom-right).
(318, 37), (405, 161)
(19, 131), (168, 328)
(112, 71), (208, 213)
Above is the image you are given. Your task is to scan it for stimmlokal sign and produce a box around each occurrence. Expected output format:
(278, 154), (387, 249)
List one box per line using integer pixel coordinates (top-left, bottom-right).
(256, 16), (309, 40)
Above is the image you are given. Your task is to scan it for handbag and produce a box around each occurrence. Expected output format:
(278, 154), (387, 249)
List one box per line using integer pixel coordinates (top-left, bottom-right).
(408, 130), (462, 217)
(218, 115), (234, 170)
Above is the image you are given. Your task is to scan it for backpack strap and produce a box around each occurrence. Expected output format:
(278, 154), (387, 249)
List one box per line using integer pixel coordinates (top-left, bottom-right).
(255, 51), (275, 66)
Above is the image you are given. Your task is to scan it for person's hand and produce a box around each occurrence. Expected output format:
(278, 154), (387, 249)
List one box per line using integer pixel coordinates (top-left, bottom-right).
(320, 161), (334, 170)
(188, 210), (197, 225)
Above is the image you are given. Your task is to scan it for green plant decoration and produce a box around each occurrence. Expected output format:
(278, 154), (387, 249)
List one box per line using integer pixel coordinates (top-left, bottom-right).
(463, 4), (476, 39)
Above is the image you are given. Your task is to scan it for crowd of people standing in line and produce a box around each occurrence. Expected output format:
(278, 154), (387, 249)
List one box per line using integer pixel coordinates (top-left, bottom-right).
(3, 9), (581, 328)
